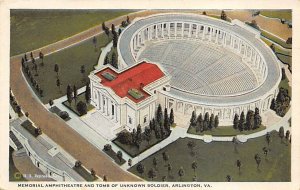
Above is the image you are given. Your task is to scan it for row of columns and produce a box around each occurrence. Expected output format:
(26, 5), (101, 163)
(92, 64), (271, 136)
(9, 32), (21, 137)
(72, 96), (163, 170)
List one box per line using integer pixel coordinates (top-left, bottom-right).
(97, 91), (118, 123)
(131, 22), (267, 80)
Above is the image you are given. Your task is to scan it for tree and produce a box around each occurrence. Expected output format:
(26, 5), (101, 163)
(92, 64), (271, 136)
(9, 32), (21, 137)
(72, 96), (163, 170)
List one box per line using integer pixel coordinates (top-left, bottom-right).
(24, 53), (28, 61)
(126, 15), (130, 24)
(102, 22), (107, 31)
(246, 110), (255, 130)
(66, 85), (73, 106)
(136, 163), (145, 176)
(178, 167), (185, 181)
(39, 51), (44, 64)
(111, 24), (116, 33)
(221, 10), (227, 21)
(270, 43), (275, 52)
(118, 28), (122, 35)
(254, 108), (262, 129)
(285, 130), (290, 142)
(167, 163), (172, 175)
(226, 175), (231, 182)
(214, 115), (219, 128)
(236, 160), (241, 173)
(113, 33), (118, 48)
(49, 99), (54, 107)
(85, 82), (91, 103)
(77, 101), (87, 115)
(118, 131), (133, 144)
(92, 36), (97, 49)
(56, 78), (61, 91)
(266, 132), (271, 146)
(54, 64), (59, 77)
(156, 104), (163, 126)
(128, 159), (132, 167)
(262, 147), (269, 159)
(30, 52), (33, 59)
(91, 169), (96, 177)
(286, 37), (292, 44)
(73, 85), (78, 104)
(148, 168), (156, 181)
(104, 55), (110, 65)
(152, 157), (158, 169)
(190, 111), (197, 127)
(162, 151), (169, 164)
(187, 141), (196, 155)
(103, 175), (107, 182)
(196, 113), (203, 132)
(202, 11), (207, 15)
(25, 112), (29, 118)
(209, 114), (215, 130)
(191, 161), (198, 175)
(203, 112), (210, 131)
(164, 108), (170, 133)
(270, 98), (276, 110)
(254, 154), (261, 170)
(111, 52), (118, 69)
(279, 126), (284, 143)
(117, 151), (123, 163)
(169, 108), (174, 125)
(281, 68), (286, 80)
(80, 65), (85, 82)
(238, 111), (245, 131)
(75, 160), (82, 168)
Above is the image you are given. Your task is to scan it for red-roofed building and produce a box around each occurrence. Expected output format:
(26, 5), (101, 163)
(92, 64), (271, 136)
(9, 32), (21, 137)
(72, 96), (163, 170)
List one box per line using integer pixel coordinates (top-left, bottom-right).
(89, 62), (171, 133)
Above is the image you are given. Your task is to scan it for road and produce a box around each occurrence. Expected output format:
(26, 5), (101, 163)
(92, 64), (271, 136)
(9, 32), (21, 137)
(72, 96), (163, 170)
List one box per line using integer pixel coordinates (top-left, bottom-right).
(9, 10), (164, 182)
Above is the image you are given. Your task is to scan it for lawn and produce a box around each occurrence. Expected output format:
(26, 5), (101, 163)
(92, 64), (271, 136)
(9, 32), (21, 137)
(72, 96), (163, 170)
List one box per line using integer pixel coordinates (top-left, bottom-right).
(113, 132), (169, 158)
(261, 30), (292, 49)
(276, 53), (292, 71)
(187, 125), (266, 137)
(10, 9), (133, 56)
(129, 131), (290, 182)
(62, 92), (95, 116)
(278, 77), (291, 97)
(260, 10), (292, 21)
(23, 32), (112, 104)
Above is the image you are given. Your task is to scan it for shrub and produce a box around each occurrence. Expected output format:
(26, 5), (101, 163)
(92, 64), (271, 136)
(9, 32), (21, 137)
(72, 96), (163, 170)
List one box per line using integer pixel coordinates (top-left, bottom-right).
(59, 111), (69, 120)
(104, 144), (112, 151)
(117, 131), (133, 145)
(77, 101), (87, 115)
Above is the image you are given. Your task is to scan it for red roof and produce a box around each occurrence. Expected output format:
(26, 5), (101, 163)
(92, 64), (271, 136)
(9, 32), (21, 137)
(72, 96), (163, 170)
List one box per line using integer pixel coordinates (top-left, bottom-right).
(95, 62), (164, 103)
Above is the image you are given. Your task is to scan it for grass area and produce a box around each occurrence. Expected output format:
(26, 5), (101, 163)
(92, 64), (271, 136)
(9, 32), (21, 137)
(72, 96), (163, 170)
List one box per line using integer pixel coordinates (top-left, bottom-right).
(260, 10), (292, 21)
(113, 132), (169, 158)
(260, 37), (292, 72)
(21, 120), (39, 137)
(9, 147), (27, 181)
(261, 30), (291, 49)
(129, 131), (290, 182)
(103, 149), (126, 165)
(187, 125), (266, 137)
(10, 9), (133, 56)
(23, 33), (112, 104)
(62, 92), (94, 116)
(73, 165), (98, 181)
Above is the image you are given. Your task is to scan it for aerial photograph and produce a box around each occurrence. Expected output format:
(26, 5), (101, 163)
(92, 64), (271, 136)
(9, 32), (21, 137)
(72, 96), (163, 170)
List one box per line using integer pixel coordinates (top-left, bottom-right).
(9, 9), (292, 182)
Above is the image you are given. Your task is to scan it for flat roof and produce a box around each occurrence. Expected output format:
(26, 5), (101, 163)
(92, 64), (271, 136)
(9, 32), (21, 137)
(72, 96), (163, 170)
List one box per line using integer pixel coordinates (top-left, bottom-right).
(95, 62), (165, 103)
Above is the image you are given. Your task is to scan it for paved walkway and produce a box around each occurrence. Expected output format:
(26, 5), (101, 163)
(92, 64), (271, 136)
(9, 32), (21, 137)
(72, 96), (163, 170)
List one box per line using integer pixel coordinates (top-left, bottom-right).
(12, 149), (54, 181)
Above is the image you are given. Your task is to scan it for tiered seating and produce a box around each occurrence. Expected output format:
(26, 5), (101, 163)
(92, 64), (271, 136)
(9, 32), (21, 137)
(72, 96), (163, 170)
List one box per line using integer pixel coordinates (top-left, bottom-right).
(138, 39), (259, 96)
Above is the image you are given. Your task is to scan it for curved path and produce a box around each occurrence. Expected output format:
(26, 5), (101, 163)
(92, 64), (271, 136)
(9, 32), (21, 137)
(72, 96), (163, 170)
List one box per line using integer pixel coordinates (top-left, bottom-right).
(10, 10), (167, 182)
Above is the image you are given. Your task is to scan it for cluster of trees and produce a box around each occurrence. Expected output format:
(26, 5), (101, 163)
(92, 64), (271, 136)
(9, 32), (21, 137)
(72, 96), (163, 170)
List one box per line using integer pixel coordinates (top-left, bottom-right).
(117, 105), (174, 148)
(66, 82), (91, 115)
(233, 108), (262, 131)
(10, 91), (22, 117)
(21, 51), (44, 97)
(121, 15), (131, 27)
(270, 87), (291, 117)
(220, 10), (227, 21)
(286, 37), (292, 45)
(102, 22), (119, 69)
(189, 111), (219, 132)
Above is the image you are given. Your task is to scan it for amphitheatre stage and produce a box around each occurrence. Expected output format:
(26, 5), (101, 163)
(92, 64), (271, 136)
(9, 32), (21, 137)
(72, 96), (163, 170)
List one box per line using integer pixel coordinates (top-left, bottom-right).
(117, 13), (282, 124)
